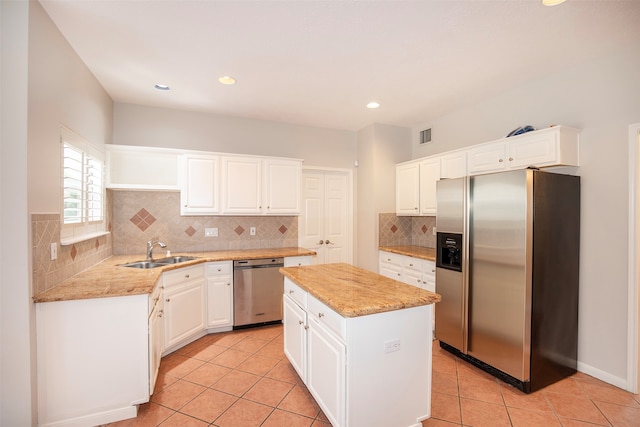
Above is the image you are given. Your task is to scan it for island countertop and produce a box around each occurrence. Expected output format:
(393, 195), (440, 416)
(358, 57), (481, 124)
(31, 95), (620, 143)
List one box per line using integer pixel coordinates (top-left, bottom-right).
(34, 247), (315, 303)
(279, 263), (440, 318)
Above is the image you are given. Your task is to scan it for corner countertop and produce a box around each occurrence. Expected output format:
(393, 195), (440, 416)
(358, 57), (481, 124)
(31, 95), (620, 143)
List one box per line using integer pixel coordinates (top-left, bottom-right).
(379, 245), (436, 261)
(34, 247), (316, 304)
(280, 263), (440, 318)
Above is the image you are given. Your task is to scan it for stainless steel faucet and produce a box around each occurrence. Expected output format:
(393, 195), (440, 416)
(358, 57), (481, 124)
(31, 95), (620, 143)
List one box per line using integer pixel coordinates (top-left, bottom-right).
(147, 238), (167, 260)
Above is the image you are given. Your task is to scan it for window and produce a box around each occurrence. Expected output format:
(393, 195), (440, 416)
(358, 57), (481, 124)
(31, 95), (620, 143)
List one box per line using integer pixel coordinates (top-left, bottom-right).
(60, 126), (107, 244)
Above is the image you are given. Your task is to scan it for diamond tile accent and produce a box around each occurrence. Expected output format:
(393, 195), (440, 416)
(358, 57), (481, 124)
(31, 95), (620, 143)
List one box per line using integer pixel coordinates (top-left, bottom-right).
(235, 226), (245, 235)
(95, 239), (100, 250)
(422, 225), (428, 233)
(185, 226), (196, 237)
(130, 208), (156, 232)
(279, 225), (288, 234)
(70, 245), (77, 261)
(390, 225), (398, 233)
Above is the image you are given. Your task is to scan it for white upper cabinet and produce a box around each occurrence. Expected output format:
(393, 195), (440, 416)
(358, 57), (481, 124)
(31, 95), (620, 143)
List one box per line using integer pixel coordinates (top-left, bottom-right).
(263, 159), (302, 214)
(467, 126), (580, 175)
(181, 154), (220, 215)
(106, 145), (180, 190)
(221, 156), (302, 215)
(419, 158), (441, 215)
(396, 157), (441, 216)
(221, 156), (263, 214)
(396, 162), (420, 216)
(440, 150), (467, 179)
(177, 151), (302, 216)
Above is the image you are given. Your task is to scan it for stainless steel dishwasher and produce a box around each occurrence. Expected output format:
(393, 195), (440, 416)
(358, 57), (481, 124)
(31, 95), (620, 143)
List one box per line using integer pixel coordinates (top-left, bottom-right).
(233, 257), (285, 328)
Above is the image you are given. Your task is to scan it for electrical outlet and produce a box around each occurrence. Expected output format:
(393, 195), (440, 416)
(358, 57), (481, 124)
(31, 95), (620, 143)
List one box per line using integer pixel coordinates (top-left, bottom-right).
(50, 242), (58, 261)
(384, 339), (401, 353)
(204, 227), (218, 237)
(250, 226), (256, 236)
(432, 226), (437, 236)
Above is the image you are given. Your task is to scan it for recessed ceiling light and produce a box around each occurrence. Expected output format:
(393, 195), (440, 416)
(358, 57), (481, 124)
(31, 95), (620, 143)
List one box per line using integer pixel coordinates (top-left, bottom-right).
(542, 0), (567, 6)
(218, 76), (236, 85)
(367, 101), (380, 109)
(154, 84), (170, 91)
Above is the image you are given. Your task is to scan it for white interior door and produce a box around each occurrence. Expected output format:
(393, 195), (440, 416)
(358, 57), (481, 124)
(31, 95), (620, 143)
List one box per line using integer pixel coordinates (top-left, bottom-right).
(300, 169), (351, 264)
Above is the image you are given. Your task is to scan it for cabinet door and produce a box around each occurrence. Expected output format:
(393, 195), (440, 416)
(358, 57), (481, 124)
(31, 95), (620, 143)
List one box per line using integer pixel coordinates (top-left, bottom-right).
(106, 145), (180, 190)
(181, 155), (219, 215)
(206, 276), (233, 328)
(164, 280), (205, 349)
(221, 156), (262, 214)
(149, 300), (163, 395)
(264, 159), (301, 214)
(467, 142), (508, 175)
(396, 162), (420, 215)
(440, 151), (467, 179)
(283, 296), (307, 381)
(307, 317), (346, 427)
(507, 131), (557, 169)
(419, 158), (441, 215)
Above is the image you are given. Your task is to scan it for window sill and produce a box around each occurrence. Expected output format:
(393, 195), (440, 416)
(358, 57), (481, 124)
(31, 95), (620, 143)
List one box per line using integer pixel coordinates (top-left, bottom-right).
(60, 231), (110, 246)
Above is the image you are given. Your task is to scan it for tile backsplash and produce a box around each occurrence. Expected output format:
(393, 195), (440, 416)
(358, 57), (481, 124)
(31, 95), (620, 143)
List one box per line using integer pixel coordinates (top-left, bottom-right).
(111, 190), (299, 255)
(378, 212), (436, 248)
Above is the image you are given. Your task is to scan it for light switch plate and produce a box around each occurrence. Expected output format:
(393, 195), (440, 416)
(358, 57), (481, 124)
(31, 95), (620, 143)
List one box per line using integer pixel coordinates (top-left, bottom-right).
(50, 242), (58, 260)
(250, 227), (256, 236)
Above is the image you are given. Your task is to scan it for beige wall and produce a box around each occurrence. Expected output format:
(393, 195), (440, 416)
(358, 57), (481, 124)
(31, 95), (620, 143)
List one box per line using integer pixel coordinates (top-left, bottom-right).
(356, 123), (412, 272)
(113, 103), (357, 170)
(28, 2), (113, 214)
(411, 43), (640, 389)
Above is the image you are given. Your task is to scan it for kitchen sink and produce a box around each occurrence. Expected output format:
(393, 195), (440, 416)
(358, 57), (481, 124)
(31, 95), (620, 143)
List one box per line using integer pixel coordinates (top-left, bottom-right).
(121, 261), (168, 269)
(121, 256), (199, 269)
(154, 256), (199, 264)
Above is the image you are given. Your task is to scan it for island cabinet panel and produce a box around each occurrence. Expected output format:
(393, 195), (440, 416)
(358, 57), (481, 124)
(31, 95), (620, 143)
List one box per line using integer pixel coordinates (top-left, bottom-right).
(283, 295), (308, 381)
(282, 276), (433, 427)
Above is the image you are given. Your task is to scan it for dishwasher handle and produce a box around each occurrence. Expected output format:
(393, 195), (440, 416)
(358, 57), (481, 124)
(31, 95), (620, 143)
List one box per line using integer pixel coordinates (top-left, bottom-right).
(233, 258), (285, 269)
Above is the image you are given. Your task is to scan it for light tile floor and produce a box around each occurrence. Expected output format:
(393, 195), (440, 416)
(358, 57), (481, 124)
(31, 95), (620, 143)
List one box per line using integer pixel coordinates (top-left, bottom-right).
(107, 324), (640, 427)
(427, 340), (640, 427)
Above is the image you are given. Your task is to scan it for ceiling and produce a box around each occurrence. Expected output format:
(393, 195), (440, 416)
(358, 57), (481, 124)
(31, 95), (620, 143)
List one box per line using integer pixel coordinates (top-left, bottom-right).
(39, 0), (640, 131)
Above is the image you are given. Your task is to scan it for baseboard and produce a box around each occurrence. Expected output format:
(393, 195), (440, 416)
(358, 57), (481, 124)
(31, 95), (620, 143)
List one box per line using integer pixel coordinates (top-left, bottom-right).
(39, 405), (137, 427)
(577, 361), (629, 391)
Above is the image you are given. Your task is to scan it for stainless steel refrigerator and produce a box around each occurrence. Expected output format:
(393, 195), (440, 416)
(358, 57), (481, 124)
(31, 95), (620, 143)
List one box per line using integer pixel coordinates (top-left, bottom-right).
(435, 169), (580, 393)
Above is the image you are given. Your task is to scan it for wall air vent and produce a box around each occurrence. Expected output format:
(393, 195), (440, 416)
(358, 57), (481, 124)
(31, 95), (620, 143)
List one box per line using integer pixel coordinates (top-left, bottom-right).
(420, 128), (432, 144)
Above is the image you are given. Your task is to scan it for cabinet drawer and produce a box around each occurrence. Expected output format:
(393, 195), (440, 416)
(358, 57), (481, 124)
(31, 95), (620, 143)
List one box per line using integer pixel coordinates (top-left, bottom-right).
(284, 278), (307, 308)
(206, 261), (231, 276)
(163, 265), (204, 287)
(284, 256), (312, 267)
(423, 260), (436, 277)
(379, 251), (403, 266)
(308, 295), (346, 342)
(403, 256), (423, 273)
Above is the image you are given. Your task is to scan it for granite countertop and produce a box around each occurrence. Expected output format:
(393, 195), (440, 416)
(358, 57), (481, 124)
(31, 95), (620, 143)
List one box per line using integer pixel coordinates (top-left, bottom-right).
(379, 245), (436, 261)
(280, 263), (441, 318)
(34, 247), (316, 303)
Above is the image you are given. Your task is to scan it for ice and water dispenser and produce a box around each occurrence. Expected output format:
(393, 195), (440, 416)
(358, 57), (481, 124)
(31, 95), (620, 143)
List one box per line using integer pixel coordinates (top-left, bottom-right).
(436, 232), (462, 272)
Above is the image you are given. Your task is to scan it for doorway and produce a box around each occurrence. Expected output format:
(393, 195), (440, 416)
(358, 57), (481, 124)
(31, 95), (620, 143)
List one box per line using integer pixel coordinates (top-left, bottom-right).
(299, 167), (353, 264)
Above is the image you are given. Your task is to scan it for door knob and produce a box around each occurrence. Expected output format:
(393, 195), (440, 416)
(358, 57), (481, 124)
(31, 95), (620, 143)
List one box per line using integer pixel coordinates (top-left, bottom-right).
(324, 240), (334, 245)
(317, 240), (325, 245)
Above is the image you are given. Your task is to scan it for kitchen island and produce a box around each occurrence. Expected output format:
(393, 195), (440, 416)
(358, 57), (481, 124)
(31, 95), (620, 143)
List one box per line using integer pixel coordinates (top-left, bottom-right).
(280, 263), (440, 427)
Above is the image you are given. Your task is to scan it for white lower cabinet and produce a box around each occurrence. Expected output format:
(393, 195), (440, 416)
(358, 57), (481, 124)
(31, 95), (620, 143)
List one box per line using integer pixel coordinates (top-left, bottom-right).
(307, 313), (346, 427)
(36, 295), (150, 427)
(283, 278), (433, 427)
(148, 283), (164, 396)
(163, 264), (206, 352)
(206, 261), (234, 330)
